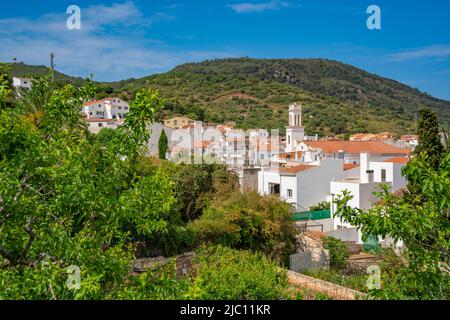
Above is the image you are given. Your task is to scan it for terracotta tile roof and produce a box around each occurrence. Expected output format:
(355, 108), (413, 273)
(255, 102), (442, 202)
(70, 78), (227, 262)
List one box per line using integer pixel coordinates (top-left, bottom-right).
(83, 97), (121, 107)
(85, 118), (113, 122)
(193, 140), (211, 149)
(400, 135), (419, 141)
(84, 100), (105, 107)
(277, 151), (303, 159)
(383, 157), (410, 164)
(344, 163), (360, 170)
(303, 141), (408, 155)
(277, 164), (315, 174)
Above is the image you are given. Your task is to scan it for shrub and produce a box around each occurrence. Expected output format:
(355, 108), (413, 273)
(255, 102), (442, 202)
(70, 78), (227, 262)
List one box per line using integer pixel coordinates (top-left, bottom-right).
(188, 192), (296, 264)
(322, 236), (349, 269)
(309, 201), (330, 211)
(188, 245), (289, 300)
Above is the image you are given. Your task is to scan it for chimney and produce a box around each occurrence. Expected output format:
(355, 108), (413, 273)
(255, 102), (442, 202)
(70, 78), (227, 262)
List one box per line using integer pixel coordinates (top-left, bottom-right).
(360, 153), (370, 183)
(367, 170), (374, 183)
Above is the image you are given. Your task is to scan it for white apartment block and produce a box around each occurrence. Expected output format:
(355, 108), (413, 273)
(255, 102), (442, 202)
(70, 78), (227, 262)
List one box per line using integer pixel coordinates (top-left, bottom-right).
(82, 97), (129, 120)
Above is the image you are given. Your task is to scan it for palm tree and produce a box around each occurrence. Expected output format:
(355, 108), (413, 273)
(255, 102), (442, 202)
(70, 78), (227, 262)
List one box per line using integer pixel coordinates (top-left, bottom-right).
(17, 77), (53, 125)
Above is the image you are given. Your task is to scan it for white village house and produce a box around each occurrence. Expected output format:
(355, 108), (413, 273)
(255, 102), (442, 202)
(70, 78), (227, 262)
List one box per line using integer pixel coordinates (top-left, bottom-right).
(12, 77), (33, 90)
(82, 97), (130, 120)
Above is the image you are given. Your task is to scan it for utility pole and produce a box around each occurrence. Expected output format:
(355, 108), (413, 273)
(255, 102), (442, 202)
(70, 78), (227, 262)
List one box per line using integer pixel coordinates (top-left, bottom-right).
(50, 52), (55, 83)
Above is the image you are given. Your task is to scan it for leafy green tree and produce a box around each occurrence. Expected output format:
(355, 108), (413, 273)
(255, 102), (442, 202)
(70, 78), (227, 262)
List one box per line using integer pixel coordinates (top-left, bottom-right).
(0, 63), (13, 108)
(334, 153), (450, 299)
(158, 130), (168, 160)
(0, 78), (178, 299)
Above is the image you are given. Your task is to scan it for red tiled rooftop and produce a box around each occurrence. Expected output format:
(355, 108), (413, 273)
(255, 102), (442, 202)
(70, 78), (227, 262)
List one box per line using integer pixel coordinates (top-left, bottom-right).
(277, 164), (315, 174)
(277, 151), (303, 159)
(344, 163), (360, 170)
(384, 157), (410, 164)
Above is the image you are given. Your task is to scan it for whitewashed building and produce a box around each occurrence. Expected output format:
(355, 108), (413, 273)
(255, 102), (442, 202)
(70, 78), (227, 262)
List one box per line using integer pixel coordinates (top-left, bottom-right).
(82, 97), (129, 120)
(330, 153), (409, 243)
(258, 158), (346, 210)
(12, 77), (33, 90)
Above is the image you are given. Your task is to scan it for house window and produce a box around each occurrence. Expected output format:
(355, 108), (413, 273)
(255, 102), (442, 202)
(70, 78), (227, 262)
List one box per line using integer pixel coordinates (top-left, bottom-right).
(269, 183), (280, 195)
(381, 169), (387, 182)
(287, 189), (293, 198)
(98, 123), (103, 127)
(118, 106), (122, 110)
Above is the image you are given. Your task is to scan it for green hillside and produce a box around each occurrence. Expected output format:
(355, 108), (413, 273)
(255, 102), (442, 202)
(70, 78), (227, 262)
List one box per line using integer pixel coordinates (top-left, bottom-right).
(8, 58), (450, 136)
(9, 62), (87, 86)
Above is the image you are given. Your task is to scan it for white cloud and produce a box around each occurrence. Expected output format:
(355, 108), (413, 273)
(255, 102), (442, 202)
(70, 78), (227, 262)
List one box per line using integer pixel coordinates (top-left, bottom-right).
(0, 1), (239, 81)
(227, 1), (294, 14)
(387, 45), (450, 62)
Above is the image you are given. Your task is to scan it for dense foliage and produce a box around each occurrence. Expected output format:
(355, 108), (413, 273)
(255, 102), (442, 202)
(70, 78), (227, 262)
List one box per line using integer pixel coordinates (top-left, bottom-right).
(0, 72), (183, 298)
(188, 191), (296, 264)
(188, 245), (289, 300)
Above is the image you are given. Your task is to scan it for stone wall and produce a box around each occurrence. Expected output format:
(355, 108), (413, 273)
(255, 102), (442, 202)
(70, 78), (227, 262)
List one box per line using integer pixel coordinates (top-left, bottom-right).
(133, 252), (195, 277)
(291, 231), (330, 272)
(287, 270), (366, 300)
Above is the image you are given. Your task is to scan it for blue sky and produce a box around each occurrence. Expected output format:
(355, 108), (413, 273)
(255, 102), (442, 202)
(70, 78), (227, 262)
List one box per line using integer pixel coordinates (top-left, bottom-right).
(1, 0), (450, 100)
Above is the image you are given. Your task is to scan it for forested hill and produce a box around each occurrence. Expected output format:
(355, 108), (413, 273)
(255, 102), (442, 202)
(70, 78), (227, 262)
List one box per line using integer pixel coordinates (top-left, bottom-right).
(8, 58), (450, 135)
(9, 62), (87, 86)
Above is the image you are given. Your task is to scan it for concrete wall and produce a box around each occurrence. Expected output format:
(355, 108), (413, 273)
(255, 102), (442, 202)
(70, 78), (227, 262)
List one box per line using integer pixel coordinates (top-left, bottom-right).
(330, 180), (380, 228)
(369, 161), (406, 192)
(297, 159), (345, 209)
(258, 169), (281, 195)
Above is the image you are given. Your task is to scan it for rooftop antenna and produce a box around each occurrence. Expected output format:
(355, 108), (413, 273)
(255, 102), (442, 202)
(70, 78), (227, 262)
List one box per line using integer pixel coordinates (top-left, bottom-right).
(50, 52), (56, 83)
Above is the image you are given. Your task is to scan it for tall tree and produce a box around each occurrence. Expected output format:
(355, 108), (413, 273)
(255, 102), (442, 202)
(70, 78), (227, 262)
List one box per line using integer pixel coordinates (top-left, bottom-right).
(0, 63), (13, 108)
(414, 107), (445, 169)
(158, 129), (168, 160)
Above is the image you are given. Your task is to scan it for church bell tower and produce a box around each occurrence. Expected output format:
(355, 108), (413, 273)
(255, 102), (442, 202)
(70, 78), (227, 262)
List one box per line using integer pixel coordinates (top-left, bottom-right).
(285, 102), (305, 152)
